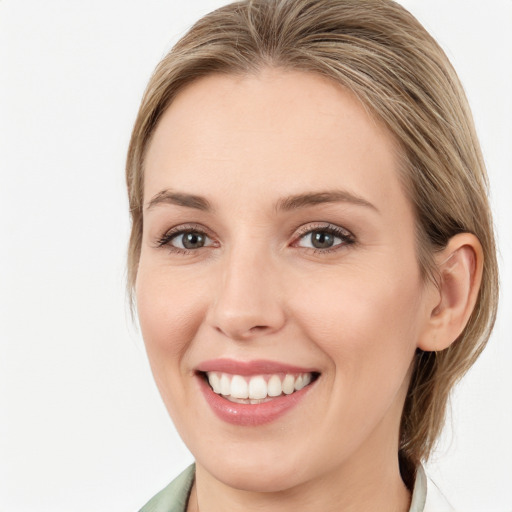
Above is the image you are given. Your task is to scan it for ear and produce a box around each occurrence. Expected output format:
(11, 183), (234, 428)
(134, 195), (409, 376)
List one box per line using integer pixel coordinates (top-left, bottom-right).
(418, 233), (484, 352)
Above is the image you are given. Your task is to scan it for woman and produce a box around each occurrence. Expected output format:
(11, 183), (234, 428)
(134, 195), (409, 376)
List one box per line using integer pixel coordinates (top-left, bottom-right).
(126, 0), (498, 510)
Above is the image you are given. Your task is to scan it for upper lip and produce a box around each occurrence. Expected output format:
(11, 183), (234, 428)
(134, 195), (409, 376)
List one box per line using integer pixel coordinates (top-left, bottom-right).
(196, 358), (318, 376)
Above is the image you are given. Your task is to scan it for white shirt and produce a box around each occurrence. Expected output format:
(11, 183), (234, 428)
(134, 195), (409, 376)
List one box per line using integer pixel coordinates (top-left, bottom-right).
(410, 465), (455, 512)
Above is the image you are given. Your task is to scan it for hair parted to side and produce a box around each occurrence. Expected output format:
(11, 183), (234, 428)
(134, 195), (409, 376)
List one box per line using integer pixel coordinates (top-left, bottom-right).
(126, 0), (498, 486)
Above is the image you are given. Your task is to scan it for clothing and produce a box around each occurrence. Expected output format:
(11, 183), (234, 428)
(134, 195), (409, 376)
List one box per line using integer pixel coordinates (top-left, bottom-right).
(138, 464), (454, 512)
(139, 465), (195, 512)
(411, 466), (455, 512)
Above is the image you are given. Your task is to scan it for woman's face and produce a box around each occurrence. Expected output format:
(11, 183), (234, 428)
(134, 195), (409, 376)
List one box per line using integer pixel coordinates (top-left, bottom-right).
(137, 70), (435, 492)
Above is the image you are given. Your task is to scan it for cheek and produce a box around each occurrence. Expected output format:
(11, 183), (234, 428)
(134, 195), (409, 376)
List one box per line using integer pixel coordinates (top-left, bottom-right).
(289, 261), (424, 375)
(280, 261), (425, 462)
(135, 262), (214, 437)
(135, 263), (207, 375)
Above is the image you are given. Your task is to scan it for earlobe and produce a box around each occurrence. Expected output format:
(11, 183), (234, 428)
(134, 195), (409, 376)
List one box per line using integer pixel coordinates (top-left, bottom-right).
(418, 233), (484, 352)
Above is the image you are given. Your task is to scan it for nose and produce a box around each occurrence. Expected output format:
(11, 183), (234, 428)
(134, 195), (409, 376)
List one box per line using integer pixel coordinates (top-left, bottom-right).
(208, 246), (286, 341)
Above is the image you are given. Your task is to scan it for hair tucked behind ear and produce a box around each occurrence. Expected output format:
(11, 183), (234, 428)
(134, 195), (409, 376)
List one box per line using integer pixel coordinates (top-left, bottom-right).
(126, 0), (498, 483)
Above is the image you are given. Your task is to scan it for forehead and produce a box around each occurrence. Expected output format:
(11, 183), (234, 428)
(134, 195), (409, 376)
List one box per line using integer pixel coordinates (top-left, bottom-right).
(144, 69), (405, 212)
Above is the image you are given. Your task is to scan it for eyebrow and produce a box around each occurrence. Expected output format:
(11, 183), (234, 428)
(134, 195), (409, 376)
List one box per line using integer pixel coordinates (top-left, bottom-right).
(276, 190), (378, 212)
(145, 188), (377, 214)
(146, 189), (212, 211)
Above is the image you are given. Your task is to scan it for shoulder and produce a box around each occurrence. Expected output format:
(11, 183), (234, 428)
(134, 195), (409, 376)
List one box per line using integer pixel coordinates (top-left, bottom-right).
(410, 465), (455, 512)
(138, 464), (195, 512)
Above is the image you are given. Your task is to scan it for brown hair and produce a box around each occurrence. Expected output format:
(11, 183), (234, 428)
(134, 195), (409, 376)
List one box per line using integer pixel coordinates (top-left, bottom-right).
(126, 0), (498, 485)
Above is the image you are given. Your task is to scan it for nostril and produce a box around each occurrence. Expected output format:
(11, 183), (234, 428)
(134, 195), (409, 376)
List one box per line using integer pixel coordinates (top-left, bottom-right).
(249, 325), (269, 332)
(210, 302), (286, 340)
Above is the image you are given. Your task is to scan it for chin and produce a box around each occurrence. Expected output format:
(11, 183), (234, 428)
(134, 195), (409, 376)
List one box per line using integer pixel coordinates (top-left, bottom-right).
(198, 451), (311, 493)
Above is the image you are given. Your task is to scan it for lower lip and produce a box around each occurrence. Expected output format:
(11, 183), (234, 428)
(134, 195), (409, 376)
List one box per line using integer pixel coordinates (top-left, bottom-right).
(197, 375), (315, 426)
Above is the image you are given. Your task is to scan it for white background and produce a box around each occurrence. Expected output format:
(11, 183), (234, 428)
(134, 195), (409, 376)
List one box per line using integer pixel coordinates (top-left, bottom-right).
(0, 1), (511, 511)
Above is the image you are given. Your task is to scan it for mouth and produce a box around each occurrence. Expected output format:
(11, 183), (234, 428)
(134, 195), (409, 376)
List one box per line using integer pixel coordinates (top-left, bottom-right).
(195, 359), (320, 426)
(200, 371), (318, 404)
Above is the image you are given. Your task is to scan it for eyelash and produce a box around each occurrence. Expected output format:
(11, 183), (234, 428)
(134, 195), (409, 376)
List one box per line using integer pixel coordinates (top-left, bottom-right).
(292, 223), (355, 253)
(155, 224), (215, 255)
(155, 222), (355, 255)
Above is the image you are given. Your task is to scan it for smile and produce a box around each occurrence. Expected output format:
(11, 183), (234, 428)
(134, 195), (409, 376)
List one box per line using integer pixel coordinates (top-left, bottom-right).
(205, 372), (313, 403)
(195, 359), (319, 426)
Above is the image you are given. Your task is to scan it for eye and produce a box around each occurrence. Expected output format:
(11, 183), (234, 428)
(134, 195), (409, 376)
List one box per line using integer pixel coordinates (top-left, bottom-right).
(156, 226), (215, 252)
(301, 231), (339, 249)
(294, 224), (354, 251)
(172, 231), (211, 249)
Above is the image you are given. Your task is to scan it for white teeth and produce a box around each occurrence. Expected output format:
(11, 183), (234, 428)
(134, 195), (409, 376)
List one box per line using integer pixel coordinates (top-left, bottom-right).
(282, 374), (295, 395)
(267, 375), (282, 397)
(248, 376), (267, 400)
(209, 372), (221, 393)
(294, 374), (304, 391)
(230, 375), (249, 399)
(220, 373), (231, 396)
(206, 371), (314, 401)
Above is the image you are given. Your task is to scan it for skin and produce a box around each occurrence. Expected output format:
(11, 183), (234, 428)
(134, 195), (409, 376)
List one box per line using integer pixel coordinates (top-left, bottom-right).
(136, 69), (478, 512)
